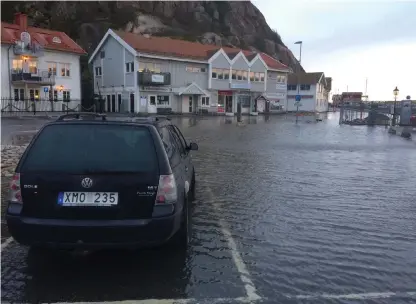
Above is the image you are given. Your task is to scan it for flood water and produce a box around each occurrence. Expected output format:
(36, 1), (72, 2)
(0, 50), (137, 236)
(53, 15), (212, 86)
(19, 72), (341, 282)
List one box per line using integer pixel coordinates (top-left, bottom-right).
(2, 112), (416, 303)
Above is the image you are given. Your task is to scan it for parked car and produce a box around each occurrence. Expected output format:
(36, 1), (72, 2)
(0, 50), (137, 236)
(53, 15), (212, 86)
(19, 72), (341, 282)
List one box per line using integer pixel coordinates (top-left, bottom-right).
(6, 113), (198, 250)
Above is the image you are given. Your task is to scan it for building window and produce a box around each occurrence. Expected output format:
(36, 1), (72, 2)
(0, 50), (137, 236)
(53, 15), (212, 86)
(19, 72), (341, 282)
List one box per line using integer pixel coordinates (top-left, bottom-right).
(186, 66), (206, 73)
(224, 69), (230, 80)
(14, 88), (25, 101)
(300, 84), (311, 90)
(29, 89), (40, 101)
(95, 67), (102, 76)
(61, 63), (70, 77)
(232, 70), (237, 80)
(254, 72), (260, 82)
(237, 70), (243, 81)
(277, 75), (286, 83)
(100, 51), (105, 58)
(287, 85), (297, 91)
(126, 62), (134, 73)
(201, 96), (210, 106)
(48, 62), (57, 76)
(212, 68), (218, 79)
(12, 59), (23, 71)
(63, 90), (71, 102)
(140, 63), (161, 73)
(49, 90), (58, 101)
(249, 72), (255, 82)
(157, 95), (170, 106)
(242, 71), (248, 81)
(218, 69), (224, 80)
(28, 61), (37, 74)
(260, 73), (265, 82)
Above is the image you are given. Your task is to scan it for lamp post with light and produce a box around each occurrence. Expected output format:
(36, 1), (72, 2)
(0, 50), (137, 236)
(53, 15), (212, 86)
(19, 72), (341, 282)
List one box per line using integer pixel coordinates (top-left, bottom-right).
(393, 86), (399, 126)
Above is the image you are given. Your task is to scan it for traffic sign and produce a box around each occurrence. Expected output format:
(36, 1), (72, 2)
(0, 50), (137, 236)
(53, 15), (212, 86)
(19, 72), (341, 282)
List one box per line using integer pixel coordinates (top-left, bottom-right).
(295, 95), (301, 102)
(43, 87), (49, 92)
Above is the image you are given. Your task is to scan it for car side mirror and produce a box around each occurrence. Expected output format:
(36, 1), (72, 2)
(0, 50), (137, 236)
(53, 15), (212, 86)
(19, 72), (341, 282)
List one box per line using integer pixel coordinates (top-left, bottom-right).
(188, 142), (198, 151)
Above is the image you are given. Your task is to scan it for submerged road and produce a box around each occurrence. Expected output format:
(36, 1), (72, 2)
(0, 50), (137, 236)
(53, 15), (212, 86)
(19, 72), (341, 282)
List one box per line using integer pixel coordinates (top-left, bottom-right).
(1, 113), (416, 303)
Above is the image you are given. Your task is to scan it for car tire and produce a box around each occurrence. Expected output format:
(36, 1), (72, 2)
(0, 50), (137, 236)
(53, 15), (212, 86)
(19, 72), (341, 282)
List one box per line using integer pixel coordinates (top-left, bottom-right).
(170, 196), (190, 250)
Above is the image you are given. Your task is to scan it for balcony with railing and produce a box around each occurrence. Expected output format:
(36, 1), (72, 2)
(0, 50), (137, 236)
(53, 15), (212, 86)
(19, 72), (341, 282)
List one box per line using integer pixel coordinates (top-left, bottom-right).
(11, 69), (56, 85)
(13, 42), (44, 57)
(138, 71), (171, 86)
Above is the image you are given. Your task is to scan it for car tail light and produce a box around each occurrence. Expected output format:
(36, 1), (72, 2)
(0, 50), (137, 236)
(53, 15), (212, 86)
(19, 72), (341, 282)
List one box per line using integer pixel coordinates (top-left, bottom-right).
(9, 173), (23, 204)
(155, 174), (177, 204)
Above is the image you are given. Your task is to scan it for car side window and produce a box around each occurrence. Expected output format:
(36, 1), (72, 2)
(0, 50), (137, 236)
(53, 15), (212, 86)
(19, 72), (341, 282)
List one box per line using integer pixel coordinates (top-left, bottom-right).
(172, 126), (188, 151)
(168, 126), (186, 156)
(159, 127), (174, 160)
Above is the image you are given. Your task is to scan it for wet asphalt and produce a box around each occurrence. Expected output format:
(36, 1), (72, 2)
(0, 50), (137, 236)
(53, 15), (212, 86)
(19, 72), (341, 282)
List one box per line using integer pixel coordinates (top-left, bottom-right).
(1, 113), (416, 304)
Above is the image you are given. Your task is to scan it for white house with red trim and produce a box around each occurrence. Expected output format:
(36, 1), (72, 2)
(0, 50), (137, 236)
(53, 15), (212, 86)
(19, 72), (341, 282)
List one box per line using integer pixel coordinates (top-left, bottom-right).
(1, 13), (86, 111)
(88, 29), (291, 115)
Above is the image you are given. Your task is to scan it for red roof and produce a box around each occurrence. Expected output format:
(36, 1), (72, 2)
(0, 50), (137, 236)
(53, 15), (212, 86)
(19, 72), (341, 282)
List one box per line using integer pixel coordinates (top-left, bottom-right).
(1, 13), (86, 55)
(113, 30), (289, 71)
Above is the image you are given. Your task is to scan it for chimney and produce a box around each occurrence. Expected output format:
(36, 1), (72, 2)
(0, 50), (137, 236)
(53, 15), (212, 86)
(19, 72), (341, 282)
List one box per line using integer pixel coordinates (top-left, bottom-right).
(14, 13), (28, 30)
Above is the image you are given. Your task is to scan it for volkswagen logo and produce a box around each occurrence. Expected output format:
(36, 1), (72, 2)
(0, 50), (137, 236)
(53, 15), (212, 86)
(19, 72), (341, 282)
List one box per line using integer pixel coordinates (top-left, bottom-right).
(81, 177), (93, 188)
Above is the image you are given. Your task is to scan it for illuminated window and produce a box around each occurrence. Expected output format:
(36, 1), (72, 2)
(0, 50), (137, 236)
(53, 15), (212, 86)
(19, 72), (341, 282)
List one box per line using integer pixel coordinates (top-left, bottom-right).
(48, 62), (57, 76)
(61, 63), (70, 77)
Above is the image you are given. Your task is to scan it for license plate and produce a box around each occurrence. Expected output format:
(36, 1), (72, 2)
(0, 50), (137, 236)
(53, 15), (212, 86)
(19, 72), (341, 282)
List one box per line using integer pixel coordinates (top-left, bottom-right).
(58, 192), (118, 206)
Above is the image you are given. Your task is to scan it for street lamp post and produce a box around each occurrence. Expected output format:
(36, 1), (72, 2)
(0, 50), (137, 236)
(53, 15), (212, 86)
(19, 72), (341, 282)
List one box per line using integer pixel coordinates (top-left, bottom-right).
(393, 86), (399, 126)
(294, 41), (302, 124)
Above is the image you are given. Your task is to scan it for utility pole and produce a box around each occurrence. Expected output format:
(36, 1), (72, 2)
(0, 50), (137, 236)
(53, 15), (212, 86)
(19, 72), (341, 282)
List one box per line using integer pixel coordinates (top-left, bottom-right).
(294, 41), (302, 124)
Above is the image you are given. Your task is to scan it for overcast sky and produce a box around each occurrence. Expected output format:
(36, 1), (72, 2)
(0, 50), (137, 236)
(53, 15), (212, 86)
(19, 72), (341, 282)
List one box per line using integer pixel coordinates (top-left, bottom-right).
(252, 0), (416, 100)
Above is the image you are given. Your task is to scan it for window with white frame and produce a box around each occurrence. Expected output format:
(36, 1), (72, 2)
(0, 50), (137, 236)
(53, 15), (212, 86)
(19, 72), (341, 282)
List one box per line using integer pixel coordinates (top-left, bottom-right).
(186, 66), (207, 73)
(139, 63), (161, 73)
(29, 61), (37, 74)
(47, 62), (57, 75)
(201, 96), (210, 106)
(63, 90), (71, 102)
(95, 66), (102, 76)
(126, 62), (134, 73)
(212, 68), (228, 79)
(61, 63), (70, 77)
(277, 74), (286, 83)
(14, 88), (25, 101)
(49, 90), (58, 101)
(12, 59), (23, 71)
(157, 95), (170, 106)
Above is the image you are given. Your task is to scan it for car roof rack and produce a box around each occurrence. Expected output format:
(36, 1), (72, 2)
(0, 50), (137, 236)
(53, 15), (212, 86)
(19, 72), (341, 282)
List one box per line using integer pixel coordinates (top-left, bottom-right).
(56, 112), (107, 121)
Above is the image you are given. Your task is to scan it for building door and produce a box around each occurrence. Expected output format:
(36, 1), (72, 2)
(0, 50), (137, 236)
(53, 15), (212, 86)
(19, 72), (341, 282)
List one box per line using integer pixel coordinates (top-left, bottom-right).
(130, 93), (135, 113)
(225, 96), (233, 113)
(117, 94), (122, 112)
(106, 95), (111, 112)
(111, 94), (116, 112)
(189, 96), (193, 113)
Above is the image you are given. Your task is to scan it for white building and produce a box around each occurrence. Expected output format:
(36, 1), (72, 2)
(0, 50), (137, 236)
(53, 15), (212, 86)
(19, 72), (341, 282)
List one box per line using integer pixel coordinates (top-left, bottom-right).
(1, 13), (86, 111)
(287, 72), (332, 112)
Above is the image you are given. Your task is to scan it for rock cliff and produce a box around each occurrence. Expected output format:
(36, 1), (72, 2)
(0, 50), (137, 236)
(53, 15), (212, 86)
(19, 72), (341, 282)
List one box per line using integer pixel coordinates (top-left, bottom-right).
(1, 1), (302, 71)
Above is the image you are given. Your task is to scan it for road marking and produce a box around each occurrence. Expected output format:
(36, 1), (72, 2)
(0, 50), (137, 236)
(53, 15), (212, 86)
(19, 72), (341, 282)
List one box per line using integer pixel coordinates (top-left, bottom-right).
(291, 291), (416, 300)
(1, 237), (13, 250)
(204, 186), (261, 302)
(45, 296), (252, 304)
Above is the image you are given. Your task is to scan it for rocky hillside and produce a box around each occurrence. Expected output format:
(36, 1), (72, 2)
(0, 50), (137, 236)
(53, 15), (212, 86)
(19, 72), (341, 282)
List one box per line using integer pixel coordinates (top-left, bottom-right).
(1, 1), (303, 97)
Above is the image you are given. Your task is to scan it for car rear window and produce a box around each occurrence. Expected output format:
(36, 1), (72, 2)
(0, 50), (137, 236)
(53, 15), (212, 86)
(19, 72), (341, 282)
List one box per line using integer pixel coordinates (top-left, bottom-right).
(20, 124), (158, 173)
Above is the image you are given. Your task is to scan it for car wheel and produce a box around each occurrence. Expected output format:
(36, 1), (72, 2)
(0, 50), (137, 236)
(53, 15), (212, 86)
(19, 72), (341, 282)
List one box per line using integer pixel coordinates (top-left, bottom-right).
(170, 196), (190, 250)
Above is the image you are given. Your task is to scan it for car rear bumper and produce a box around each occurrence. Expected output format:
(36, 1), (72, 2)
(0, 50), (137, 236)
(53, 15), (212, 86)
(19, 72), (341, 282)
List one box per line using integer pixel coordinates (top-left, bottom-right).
(6, 213), (181, 249)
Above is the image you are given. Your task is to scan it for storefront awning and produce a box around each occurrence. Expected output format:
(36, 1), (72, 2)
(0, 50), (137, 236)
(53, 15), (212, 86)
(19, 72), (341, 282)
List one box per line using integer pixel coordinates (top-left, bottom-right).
(175, 82), (208, 96)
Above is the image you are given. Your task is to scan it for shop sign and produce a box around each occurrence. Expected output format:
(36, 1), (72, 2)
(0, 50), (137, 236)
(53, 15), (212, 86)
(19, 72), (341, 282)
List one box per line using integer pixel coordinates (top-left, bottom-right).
(142, 86), (171, 92)
(276, 84), (287, 91)
(218, 90), (233, 96)
(151, 74), (164, 83)
(230, 82), (251, 90)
